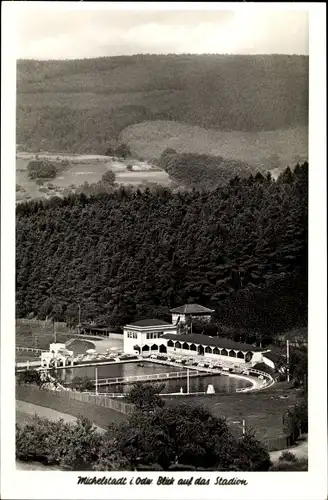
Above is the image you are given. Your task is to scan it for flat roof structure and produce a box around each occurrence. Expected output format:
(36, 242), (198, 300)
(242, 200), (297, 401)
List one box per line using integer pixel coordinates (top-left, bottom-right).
(128, 319), (173, 328)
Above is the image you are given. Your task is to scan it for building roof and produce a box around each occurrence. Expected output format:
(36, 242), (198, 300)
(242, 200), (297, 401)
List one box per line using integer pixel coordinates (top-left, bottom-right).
(262, 351), (284, 363)
(128, 319), (173, 327)
(161, 333), (266, 352)
(170, 304), (215, 315)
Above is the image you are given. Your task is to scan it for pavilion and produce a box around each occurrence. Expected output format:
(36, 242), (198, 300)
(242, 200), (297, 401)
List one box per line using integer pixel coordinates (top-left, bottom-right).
(170, 304), (215, 326)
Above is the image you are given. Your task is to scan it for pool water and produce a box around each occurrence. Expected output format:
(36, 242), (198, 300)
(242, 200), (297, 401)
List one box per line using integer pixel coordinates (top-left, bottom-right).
(59, 361), (251, 394)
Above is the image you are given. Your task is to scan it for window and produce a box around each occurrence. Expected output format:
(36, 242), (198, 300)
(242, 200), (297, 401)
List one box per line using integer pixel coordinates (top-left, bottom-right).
(146, 333), (150, 339)
(134, 332), (137, 339)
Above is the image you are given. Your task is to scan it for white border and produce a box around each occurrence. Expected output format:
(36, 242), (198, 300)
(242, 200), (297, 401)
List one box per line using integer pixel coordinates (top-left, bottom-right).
(1, 2), (327, 500)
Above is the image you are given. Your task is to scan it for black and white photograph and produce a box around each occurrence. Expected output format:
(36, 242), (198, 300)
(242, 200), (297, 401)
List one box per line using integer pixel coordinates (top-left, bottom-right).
(1, 2), (327, 499)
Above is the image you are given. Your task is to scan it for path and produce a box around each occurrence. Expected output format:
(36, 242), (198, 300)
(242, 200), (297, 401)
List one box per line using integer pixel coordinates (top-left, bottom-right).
(270, 436), (308, 462)
(16, 400), (105, 433)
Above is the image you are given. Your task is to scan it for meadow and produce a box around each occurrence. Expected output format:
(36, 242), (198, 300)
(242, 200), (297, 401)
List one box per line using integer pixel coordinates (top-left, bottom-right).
(16, 154), (170, 201)
(120, 120), (308, 172)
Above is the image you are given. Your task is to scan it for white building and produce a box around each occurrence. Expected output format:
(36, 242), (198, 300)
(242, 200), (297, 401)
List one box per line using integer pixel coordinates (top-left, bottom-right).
(40, 343), (74, 368)
(170, 304), (215, 326)
(162, 333), (267, 365)
(123, 319), (177, 355)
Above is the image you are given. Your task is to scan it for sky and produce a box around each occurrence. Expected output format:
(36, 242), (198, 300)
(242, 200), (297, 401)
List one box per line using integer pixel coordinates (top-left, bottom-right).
(11, 4), (309, 60)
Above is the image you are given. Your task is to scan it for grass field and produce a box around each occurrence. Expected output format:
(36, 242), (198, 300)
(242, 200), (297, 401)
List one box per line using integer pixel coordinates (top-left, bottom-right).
(16, 323), (75, 350)
(16, 154), (170, 202)
(16, 385), (128, 428)
(165, 382), (301, 448)
(120, 120), (308, 172)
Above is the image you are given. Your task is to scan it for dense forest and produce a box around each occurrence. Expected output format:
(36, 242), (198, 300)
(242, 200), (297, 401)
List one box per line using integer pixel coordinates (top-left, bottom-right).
(16, 163), (308, 344)
(16, 54), (308, 153)
(158, 149), (258, 189)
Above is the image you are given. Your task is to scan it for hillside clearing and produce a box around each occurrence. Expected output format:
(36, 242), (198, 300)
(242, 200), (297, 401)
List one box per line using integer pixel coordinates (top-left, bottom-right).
(120, 121), (308, 171)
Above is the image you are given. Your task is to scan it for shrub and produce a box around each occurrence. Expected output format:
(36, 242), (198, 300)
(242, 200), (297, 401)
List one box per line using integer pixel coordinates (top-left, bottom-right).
(278, 451), (298, 462)
(101, 170), (116, 186)
(70, 376), (94, 392)
(270, 458), (308, 471)
(16, 415), (101, 469)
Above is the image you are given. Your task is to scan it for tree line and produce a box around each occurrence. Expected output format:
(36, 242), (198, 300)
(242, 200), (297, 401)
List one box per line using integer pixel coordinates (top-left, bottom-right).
(16, 163), (307, 344)
(158, 148), (257, 189)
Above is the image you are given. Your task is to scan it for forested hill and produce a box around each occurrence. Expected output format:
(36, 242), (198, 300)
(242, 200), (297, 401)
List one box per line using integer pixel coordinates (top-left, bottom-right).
(16, 54), (308, 154)
(16, 164), (308, 342)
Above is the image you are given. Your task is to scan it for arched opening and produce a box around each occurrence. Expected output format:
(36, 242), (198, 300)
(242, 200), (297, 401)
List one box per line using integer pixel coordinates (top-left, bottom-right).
(205, 346), (212, 354)
(190, 344), (196, 351)
(142, 345), (150, 352)
(229, 350), (236, 358)
(213, 347), (219, 355)
(237, 351), (245, 359)
(221, 349), (228, 356)
(133, 345), (140, 353)
(245, 352), (253, 362)
(198, 345), (205, 355)
(167, 340), (174, 347)
(182, 342), (190, 350)
(159, 344), (167, 353)
(151, 344), (158, 351)
(175, 341), (182, 349)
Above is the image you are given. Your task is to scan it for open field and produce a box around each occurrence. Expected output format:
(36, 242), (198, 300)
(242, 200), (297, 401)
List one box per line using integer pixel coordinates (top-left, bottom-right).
(16, 385), (128, 427)
(16, 153), (170, 202)
(16, 322), (75, 350)
(120, 120), (308, 172)
(165, 382), (301, 448)
(15, 322), (123, 362)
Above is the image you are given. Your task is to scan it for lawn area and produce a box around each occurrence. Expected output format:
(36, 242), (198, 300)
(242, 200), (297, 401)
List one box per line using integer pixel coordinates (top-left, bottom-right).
(16, 322), (103, 350)
(16, 323), (74, 350)
(16, 385), (128, 429)
(165, 382), (301, 449)
(15, 351), (41, 362)
(65, 339), (96, 354)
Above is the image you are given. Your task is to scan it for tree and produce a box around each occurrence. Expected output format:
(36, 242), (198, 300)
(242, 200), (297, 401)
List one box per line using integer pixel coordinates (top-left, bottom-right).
(97, 403), (271, 471)
(93, 424), (133, 471)
(115, 143), (131, 159)
(283, 397), (308, 442)
(125, 382), (165, 412)
(27, 160), (57, 180)
(60, 416), (101, 470)
(289, 346), (307, 387)
(17, 369), (45, 388)
(101, 170), (116, 186)
(71, 376), (94, 392)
